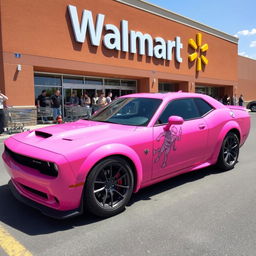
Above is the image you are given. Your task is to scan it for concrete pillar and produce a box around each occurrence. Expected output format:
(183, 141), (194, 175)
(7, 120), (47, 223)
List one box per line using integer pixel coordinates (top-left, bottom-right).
(189, 82), (195, 92)
(138, 77), (158, 93)
(179, 81), (190, 92)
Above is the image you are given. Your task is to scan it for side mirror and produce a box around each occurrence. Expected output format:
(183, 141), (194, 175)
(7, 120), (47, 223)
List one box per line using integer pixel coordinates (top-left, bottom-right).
(164, 116), (184, 131)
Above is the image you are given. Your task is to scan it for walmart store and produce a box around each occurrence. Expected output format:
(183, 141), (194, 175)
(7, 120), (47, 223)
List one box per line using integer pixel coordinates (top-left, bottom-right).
(0, 0), (256, 124)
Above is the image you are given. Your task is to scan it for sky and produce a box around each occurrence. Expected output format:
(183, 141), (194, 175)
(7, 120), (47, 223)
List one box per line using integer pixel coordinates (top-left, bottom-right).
(147, 0), (256, 60)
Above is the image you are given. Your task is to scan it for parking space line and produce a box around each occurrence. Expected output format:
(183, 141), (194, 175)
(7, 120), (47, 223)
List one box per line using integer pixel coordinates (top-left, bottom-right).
(0, 225), (32, 256)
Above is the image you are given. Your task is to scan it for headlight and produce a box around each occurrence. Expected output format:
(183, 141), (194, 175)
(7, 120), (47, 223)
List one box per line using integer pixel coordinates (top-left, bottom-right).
(53, 163), (59, 172)
(46, 162), (58, 177)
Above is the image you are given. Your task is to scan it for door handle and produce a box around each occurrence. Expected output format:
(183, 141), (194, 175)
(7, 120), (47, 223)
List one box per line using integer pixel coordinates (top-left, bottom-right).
(199, 124), (206, 129)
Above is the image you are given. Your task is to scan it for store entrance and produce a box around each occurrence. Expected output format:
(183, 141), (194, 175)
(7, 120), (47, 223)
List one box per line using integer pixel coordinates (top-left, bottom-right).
(62, 85), (100, 121)
(35, 73), (137, 123)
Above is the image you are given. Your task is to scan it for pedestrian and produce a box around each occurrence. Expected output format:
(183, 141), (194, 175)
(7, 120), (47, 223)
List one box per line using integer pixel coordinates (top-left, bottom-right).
(223, 95), (228, 105)
(232, 94), (238, 105)
(238, 94), (244, 106)
(97, 92), (107, 108)
(37, 90), (47, 108)
(106, 92), (112, 104)
(69, 91), (79, 105)
(92, 92), (99, 114)
(81, 92), (91, 118)
(92, 93), (98, 105)
(0, 90), (8, 135)
(37, 90), (48, 122)
(51, 89), (62, 122)
(80, 92), (91, 106)
(227, 95), (231, 105)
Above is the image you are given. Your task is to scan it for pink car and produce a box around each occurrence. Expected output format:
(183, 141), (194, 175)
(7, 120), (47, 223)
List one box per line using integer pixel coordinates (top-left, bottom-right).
(2, 92), (250, 218)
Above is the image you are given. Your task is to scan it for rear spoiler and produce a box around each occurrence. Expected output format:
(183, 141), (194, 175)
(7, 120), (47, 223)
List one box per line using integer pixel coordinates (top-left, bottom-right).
(228, 106), (247, 112)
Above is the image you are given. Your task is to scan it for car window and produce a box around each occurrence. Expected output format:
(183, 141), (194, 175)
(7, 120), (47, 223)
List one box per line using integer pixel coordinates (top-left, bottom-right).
(158, 98), (200, 124)
(91, 97), (162, 126)
(194, 98), (214, 116)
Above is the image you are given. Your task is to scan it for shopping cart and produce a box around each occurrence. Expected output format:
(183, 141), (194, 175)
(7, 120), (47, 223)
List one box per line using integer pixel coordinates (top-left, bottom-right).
(37, 107), (53, 124)
(64, 105), (91, 122)
(4, 107), (32, 134)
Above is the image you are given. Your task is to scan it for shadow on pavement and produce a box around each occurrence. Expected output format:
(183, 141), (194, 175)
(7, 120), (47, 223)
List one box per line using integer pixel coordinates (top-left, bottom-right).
(127, 165), (231, 205)
(0, 165), (230, 236)
(0, 183), (102, 235)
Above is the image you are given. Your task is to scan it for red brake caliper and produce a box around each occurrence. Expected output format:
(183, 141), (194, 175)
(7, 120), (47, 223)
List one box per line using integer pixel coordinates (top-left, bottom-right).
(115, 172), (122, 187)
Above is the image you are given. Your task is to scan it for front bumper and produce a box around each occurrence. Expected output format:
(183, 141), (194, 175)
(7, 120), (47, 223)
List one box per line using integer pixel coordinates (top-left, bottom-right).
(8, 180), (83, 219)
(3, 137), (85, 216)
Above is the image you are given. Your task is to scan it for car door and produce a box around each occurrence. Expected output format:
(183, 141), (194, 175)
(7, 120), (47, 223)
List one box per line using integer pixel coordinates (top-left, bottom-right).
(152, 98), (209, 179)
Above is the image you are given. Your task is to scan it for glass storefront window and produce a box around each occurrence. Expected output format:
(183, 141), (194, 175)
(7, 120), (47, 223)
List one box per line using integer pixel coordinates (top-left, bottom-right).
(195, 86), (221, 99)
(121, 80), (136, 87)
(158, 83), (177, 92)
(34, 75), (61, 86)
(63, 77), (84, 84)
(105, 79), (120, 86)
(121, 90), (135, 96)
(34, 73), (137, 123)
(85, 78), (103, 85)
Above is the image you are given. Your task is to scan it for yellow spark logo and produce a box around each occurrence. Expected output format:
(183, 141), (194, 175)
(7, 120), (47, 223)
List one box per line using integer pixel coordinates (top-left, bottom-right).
(188, 33), (208, 72)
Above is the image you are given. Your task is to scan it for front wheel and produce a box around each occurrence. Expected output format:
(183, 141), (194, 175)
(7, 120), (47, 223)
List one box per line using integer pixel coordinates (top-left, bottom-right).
(84, 157), (134, 218)
(217, 132), (240, 171)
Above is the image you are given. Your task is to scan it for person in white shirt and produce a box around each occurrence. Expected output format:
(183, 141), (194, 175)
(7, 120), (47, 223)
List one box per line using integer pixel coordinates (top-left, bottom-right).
(0, 91), (8, 135)
(106, 92), (112, 104)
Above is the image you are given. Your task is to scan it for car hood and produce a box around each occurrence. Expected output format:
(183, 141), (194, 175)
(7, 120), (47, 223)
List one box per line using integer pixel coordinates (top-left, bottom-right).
(10, 120), (137, 155)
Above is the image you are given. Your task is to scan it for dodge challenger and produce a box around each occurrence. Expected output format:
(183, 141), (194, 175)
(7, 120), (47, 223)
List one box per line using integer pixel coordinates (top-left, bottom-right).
(2, 92), (251, 218)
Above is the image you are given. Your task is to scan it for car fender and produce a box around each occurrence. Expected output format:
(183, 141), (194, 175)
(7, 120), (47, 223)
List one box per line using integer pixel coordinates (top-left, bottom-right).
(77, 143), (143, 192)
(210, 120), (241, 163)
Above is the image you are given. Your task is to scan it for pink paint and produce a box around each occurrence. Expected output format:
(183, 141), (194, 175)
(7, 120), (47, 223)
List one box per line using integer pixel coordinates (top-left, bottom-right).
(2, 92), (251, 216)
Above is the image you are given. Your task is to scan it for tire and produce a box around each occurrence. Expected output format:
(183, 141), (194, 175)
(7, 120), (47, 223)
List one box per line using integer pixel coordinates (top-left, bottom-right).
(250, 105), (256, 112)
(84, 156), (134, 218)
(217, 132), (239, 171)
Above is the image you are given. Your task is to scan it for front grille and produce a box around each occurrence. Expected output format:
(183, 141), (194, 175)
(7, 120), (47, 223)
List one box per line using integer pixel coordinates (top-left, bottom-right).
(20, 183), (48, 199)
(5, 145), (58, 177)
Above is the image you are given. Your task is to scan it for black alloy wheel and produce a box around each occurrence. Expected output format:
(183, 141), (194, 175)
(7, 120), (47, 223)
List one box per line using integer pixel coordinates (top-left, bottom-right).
(250, 105), (256, 112)
(217, 132), (239, 170)
(84, 157), (134, 217)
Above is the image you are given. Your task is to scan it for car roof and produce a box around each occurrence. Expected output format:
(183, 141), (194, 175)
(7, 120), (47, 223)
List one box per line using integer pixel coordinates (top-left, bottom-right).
(120, 92), (224, 108)
(122, 92), (205, 99)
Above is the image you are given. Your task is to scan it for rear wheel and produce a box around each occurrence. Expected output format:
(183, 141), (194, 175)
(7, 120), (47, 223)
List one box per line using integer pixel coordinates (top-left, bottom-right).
(84, 157), (134, 218)
(217, 132), (239, 171)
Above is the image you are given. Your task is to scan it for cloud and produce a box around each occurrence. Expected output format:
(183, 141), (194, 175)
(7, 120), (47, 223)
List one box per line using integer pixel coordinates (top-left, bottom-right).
(239, 52), (249, 57)
(238, 52), (256, 60)
(234, 28), (256, 37)
(250, 41), (256, 48)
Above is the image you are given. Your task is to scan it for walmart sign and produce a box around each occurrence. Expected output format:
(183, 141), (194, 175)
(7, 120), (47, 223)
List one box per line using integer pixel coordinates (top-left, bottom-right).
(68, 5), (183, 63)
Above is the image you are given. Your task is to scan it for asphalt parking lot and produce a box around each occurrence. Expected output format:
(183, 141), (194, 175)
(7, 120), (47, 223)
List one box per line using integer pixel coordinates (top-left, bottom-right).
(0, 113), (256, 256)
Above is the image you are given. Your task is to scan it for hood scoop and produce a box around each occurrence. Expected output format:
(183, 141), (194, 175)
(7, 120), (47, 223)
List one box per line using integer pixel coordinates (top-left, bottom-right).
(35, 131), (52, 138)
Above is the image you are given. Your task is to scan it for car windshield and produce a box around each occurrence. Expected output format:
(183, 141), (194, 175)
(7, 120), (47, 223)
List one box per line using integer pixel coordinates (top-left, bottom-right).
(90, 97), (162, 126)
